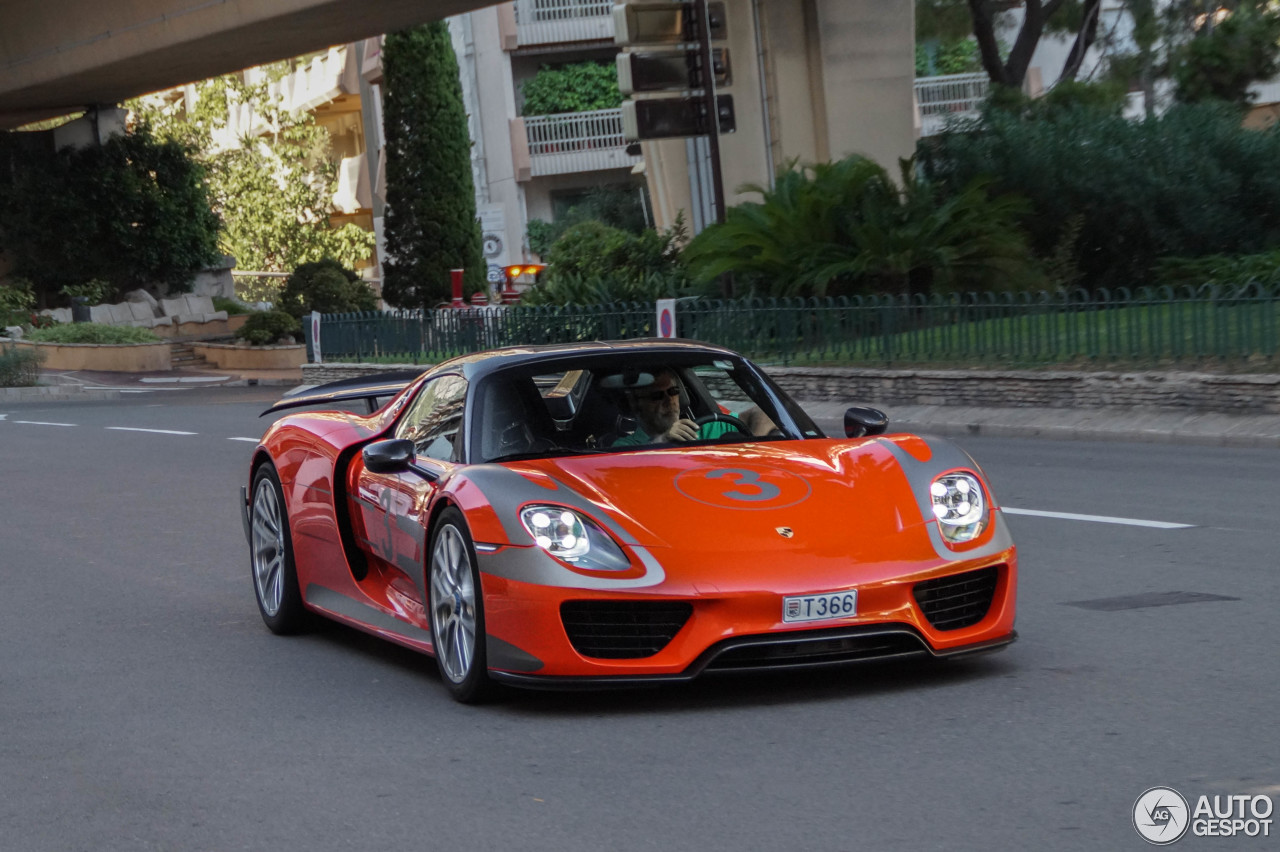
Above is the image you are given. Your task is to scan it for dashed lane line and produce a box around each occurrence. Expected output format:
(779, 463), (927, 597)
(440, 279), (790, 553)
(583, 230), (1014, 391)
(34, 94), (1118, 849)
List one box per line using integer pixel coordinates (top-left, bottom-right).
(12, 420), (77, 427)
(1003, 507), (1192, 530)
(229, 437), (260, 443)
(105, 427), (199, 436)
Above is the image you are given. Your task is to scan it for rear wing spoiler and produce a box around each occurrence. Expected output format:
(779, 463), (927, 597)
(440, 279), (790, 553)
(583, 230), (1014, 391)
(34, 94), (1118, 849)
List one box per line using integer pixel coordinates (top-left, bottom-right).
(260, 370), (424, 416)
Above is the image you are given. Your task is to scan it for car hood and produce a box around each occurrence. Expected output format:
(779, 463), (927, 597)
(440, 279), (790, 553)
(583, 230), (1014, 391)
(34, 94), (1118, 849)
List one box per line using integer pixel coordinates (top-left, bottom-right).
(501, 438), (955, 565)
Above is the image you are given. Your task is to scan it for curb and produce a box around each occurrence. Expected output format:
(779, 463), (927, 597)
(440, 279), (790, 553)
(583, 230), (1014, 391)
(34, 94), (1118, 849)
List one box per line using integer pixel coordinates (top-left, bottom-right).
(0, 385), (124, 403)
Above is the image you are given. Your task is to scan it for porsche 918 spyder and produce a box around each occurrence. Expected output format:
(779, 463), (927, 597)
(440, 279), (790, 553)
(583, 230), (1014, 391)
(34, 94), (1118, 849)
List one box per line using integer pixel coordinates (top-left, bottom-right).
(241, 340), (1017, 702)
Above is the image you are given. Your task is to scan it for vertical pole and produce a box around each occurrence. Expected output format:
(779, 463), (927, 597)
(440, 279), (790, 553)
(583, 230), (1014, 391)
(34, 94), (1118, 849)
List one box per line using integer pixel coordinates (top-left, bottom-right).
(695, 0), (726, 225)
(451, 268), (464, 308)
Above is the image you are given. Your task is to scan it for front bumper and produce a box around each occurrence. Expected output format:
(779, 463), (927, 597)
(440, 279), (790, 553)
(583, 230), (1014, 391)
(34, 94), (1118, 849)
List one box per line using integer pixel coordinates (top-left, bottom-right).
(490, 625), (1017, 690)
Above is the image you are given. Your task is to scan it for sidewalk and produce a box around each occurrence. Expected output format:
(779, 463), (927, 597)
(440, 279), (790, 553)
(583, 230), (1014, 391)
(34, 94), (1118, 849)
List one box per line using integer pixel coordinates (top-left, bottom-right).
(4, 366), (1279, 447)
(0, 365), (304, 402)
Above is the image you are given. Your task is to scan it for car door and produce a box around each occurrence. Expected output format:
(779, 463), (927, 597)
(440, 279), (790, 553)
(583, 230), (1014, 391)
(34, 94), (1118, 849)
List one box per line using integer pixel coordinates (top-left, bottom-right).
(350, 374), (468, 594)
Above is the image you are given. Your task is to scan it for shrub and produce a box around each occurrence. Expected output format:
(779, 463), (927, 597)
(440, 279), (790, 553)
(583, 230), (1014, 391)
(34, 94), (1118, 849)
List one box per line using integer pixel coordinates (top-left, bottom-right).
(0, 344), (43, 387)
(212, 296), (254, 315)
(277, 258), (377, 319)
(683, 155), (1041, 298)
(521, 218), (694, 305)
(520, 62), (622, 115)
(0, 278), (35, 314)
(60, 280), (112, 305)
(525, 184), (649, 257)
(235, 310), (300, 346)
(26, 323), (160, 344)
(920, 102), (1280, 291)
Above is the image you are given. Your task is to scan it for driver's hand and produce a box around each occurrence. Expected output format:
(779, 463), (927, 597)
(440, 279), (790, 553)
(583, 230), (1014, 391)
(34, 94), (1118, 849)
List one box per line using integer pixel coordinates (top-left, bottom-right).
(663, 418), (699, 442)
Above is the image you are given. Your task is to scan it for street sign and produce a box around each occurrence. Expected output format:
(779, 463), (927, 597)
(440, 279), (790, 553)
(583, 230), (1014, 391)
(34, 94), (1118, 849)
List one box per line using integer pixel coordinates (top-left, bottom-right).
(622, 95), (735, 141)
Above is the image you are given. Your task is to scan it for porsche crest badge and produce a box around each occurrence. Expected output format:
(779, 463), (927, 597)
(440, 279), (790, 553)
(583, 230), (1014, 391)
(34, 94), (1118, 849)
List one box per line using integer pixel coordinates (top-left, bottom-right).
(776, 526), (794, 539)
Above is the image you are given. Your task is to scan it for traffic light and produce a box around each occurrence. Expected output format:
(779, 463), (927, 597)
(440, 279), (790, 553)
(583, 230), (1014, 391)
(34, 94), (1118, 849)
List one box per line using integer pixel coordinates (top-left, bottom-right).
(614, 1), (733, 142)
(617, 48), (730, 95)
(613, 1), (725, 43)
(622, 95), (735, 140)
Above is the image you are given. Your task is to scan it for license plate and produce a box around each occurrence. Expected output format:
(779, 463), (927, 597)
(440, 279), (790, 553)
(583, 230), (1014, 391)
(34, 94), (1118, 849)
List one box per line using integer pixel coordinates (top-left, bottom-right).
(783, 590), (857, 623)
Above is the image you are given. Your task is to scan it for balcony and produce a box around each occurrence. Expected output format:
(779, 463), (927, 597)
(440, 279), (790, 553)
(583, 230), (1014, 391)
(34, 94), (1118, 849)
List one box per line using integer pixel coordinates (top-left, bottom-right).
(512, 108), (642, 179)
(510, 0), (615, 48)
(915, 72), (988, 136)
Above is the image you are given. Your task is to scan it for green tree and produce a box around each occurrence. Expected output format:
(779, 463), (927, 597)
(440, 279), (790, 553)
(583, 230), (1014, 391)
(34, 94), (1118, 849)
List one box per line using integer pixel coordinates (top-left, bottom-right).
(381, 22), (484, 309)
(920, 0), (1104, 88)
(683, 155), (1040, 298)
(132, 71), (374, 275)
(1172, 4), (1280, 105)
(921, 102), (1280, 291)
(0, 125), (219, 304)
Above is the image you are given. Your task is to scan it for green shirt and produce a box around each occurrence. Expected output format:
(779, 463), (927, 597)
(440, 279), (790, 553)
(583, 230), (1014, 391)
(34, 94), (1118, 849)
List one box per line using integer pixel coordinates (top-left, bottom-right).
(613, 418), (740, 447)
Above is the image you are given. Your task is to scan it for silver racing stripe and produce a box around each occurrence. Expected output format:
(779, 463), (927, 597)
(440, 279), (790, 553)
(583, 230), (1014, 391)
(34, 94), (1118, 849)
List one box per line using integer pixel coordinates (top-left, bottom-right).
(462, 465), (645, 546)
(461, 465), (666, 588)
(873, 436), (1014, 561)
(476, 542), (666, 590)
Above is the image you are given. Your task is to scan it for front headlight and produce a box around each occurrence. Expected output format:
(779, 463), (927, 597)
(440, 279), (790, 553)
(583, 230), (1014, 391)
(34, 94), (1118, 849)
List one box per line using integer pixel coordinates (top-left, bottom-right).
(929, 473), (987, 543)
(519, 505), (631, 571)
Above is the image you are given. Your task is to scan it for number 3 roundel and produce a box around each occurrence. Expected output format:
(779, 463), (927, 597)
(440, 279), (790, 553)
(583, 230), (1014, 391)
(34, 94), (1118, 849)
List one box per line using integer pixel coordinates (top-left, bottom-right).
(674, 466), (812, 510)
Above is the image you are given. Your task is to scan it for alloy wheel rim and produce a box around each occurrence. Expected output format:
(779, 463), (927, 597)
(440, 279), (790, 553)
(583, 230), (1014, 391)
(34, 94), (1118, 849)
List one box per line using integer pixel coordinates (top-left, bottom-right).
(250, 479), (285, 616)
(430, 524), (477, 683)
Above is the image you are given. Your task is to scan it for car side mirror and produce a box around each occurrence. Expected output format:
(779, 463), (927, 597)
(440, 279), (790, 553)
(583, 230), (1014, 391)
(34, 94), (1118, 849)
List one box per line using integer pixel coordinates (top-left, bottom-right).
(363, 438), (416, 474)
(844, 406), (889, 438)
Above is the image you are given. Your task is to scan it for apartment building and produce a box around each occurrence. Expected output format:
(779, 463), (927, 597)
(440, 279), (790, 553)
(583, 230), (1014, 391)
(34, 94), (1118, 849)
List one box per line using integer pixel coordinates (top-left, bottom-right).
(175, 3), (915, 297)
(359, 1), (915, 293)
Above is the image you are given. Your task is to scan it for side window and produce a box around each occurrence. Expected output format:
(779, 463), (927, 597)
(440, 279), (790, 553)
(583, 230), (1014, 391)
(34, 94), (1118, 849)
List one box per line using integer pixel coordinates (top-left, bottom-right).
(394, 374), (468, 462)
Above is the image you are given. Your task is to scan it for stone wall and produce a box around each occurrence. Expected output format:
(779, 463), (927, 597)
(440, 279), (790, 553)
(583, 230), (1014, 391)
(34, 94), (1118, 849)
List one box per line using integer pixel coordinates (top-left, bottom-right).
(301, 363), (1280, 415)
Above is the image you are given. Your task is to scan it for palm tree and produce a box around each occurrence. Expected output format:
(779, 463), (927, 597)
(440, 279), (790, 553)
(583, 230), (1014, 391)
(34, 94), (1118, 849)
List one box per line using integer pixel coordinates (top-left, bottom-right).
(683, 155), (1041, 299)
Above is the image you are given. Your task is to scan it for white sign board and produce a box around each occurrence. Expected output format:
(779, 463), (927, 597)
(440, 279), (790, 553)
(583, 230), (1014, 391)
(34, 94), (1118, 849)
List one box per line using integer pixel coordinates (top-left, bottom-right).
(310, 311), (322, 364)
(655, 299), (676, 338)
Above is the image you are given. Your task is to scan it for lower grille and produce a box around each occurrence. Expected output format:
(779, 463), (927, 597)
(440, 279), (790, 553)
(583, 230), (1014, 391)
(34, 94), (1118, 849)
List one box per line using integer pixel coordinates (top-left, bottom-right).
(913, 566), (1000, 631)
(561, 600), (693, 659)
(703, 627), (927, 672)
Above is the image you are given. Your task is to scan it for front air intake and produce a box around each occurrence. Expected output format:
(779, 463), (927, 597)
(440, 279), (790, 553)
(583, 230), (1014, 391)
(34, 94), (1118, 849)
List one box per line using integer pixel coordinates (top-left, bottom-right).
(560, 600), (693, 659)
(913, 566), (1000, 631)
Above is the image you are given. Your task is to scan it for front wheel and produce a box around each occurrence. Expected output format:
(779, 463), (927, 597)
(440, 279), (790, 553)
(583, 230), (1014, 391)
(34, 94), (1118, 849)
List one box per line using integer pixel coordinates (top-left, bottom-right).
(428, 508), (494, 703)
(249, 463), (309, 634)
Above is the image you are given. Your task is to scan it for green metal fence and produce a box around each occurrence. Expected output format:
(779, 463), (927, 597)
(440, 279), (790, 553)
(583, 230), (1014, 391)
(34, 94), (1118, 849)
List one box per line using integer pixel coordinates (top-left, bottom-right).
(312, 283), (1280, 366)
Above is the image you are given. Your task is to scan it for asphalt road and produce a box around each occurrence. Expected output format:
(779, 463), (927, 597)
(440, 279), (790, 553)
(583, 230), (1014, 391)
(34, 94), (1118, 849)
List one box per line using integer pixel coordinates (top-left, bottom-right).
(1, 388), (1276, 851)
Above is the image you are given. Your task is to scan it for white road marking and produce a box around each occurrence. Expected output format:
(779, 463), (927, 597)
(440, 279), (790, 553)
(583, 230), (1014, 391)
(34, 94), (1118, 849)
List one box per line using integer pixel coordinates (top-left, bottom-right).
(105, 427), (198, 436)
(228, 437), (260, 443)
(13, 420), (76, 427)
(0, 414), (7, 420)
(1003, 507), (1192, 530)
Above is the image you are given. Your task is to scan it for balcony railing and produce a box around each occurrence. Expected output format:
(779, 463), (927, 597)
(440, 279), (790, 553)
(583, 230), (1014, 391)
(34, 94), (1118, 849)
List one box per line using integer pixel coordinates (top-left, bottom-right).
(915, 72), (989, 136)
(524, 108), (641, 177)
(513, 0), (614, 46)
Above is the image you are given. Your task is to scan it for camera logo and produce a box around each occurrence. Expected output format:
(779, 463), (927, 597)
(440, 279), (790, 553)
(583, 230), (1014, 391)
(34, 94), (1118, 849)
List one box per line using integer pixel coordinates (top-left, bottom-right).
(1134, 787), (1190, 845)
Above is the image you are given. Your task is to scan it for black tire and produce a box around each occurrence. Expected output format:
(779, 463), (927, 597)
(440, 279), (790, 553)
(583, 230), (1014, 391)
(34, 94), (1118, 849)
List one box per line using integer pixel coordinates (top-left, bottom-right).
(427, 507), (495, 703)
(249, 463), (310, 635)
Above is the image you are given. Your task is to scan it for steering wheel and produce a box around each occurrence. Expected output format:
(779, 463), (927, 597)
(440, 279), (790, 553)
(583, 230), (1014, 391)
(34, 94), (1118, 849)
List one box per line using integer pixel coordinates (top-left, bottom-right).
(694, 413), (751, 435)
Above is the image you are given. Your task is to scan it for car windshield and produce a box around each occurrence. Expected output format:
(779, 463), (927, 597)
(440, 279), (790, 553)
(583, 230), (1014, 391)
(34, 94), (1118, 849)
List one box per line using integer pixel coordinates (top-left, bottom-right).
(472, 353), (823, 463)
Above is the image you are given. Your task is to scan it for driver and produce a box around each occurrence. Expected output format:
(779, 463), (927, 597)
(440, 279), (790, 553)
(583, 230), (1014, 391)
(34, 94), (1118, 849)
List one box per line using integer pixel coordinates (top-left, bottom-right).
(613, 368), (775, 446)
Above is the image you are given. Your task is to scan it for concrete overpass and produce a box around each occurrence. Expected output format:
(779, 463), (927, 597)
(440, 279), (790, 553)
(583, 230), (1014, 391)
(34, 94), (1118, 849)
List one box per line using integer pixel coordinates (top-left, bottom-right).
(0, 0), (490, 129)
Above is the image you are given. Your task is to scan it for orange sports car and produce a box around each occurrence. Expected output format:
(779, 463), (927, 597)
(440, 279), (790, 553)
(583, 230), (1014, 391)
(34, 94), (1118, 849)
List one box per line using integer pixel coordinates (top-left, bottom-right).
(242, 340), (1017, 702)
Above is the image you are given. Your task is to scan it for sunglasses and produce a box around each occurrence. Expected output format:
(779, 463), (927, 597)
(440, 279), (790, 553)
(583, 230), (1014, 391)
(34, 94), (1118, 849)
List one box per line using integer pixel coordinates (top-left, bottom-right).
(635, 386), (680, 402)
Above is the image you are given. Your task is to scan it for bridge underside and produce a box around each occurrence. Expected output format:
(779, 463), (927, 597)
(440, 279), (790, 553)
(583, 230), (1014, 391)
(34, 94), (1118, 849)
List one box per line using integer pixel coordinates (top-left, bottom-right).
(0, 0), (483, 129)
